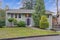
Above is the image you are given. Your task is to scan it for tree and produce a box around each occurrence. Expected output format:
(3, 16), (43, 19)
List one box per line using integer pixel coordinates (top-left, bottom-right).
(40, 15), (49, 29)
(0, 19), (5, 28)
(4, 4), (9, 10)
(33, 0), (45, 27)
(0, 0), (2, 9)
(0, 10), (5, 27)
(22, 0), (36, 9)
(8, 18), (14, 27)
(25, 2), (32, 9)
(0, 10), (5, 20)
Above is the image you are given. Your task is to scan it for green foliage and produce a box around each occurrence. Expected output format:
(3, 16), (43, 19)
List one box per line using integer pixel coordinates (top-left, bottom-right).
(0, 10), (5, 20)
(8, 18), (14, 22)
(22, 0), (34, 9)
(8, 18), (26, 27)
(25, 2), (32, 9)
(0, 19), (5, 28)
(33, 0), (45, 27)
(8, 18), (14, 27)
(40, 15), (49, 29)
(0, 10), (5, 28)
(33, 14), (39, 27)
(17, 21), (26, 27)
(13, 19), (17, 25)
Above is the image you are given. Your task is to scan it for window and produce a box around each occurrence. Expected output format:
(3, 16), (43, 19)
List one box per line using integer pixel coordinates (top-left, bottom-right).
(15, 14), (17, 18)
(29, 14), (31, 17)
(19, 14), (21, 18)
(25, 14), (28, 17)
(8, 13), (10, 16)
(25, 14), (31, 17)
(11, 14), (13, 18)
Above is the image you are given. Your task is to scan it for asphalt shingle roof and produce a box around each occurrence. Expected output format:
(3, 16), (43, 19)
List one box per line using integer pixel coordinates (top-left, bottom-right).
(6, 9), (54, 15)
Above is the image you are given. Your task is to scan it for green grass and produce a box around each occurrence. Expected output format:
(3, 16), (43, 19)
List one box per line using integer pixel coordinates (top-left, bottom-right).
(0, 27), (58, 39)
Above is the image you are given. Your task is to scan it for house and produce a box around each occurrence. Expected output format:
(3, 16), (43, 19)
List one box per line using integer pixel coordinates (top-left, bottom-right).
(57, 12), (60, 24)
(6, 9), (53, 29)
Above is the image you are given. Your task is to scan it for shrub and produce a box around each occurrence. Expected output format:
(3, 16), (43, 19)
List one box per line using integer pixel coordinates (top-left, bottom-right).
(13, 19), (17, 25)
(8, 18), (14, 22)
(33, 14), (39, 27)
(0, 19), (5, 28)
(40, 15), (49, 29)
(17, 21), (26, 27)
(8, 18), (14, 27)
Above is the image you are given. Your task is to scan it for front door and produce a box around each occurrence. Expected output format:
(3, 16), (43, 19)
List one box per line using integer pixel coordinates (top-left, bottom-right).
(27, 18), (30, 26)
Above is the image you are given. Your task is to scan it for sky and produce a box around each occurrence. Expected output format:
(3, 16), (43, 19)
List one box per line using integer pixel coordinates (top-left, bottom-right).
(0, 0), (60, 14)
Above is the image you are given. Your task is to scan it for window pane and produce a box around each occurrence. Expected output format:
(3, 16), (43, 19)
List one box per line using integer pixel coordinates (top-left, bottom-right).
(29, 14), (31, 17)
(15, 14), (17, 18)
(25, 14), (27, 17)
(25, 14), (31, 17)
(11, 14), (13, 18)
(19, 14), (21, 18)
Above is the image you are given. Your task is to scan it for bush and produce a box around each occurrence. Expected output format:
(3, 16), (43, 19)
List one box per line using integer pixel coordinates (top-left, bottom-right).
(13, 19), (17, 25)
(40, 15), (49, 29)
(0, 19), (5, 28)
(33, 14), (39, 27)
(8, 18), (14, 22)
(17, 21), (26, 27)
(8, 18), (14, 27)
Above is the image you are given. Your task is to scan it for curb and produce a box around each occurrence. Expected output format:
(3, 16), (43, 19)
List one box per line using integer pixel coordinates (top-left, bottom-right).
(0, 34), (59, 40)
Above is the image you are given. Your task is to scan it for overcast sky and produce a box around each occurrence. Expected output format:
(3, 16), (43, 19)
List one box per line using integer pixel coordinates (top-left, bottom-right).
(0, 0), (60, 14)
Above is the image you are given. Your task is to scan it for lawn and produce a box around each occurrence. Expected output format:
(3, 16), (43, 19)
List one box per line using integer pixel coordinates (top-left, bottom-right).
(0, 27), (58, 39)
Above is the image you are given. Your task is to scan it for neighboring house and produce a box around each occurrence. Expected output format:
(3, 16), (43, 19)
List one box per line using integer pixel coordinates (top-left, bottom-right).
(57, 13), (60, 24)
(52, 18), (57, 25)
(6, 9), (53, 29)
(56, 11), (60, 25)
(52, 16), (57, 28)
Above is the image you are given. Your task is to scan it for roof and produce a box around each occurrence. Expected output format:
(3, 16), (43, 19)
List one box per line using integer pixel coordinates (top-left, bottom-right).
(6, 9), (34, 13)
(6, 9), (54, 15)
(45, 10), (54, 15)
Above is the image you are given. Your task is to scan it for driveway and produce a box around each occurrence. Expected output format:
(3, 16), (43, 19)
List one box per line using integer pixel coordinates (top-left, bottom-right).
(13, 36), (60, 40)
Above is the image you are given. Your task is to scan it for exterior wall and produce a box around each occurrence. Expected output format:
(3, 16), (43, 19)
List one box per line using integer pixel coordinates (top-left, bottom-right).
(48, 15), (52, 29)
(6, 12), (52, 28)
(6, 13), (14, 26)
(52, 18), (57, 25)
(58, 15), (60, 24)
(6, 13), (34, 27)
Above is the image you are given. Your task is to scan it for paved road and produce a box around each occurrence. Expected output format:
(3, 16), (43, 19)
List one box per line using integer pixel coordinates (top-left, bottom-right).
(13, 36), (60, 40)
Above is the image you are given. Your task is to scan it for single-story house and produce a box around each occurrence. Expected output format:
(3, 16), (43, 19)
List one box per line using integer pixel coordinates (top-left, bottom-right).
(6, 9), (53, 29)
